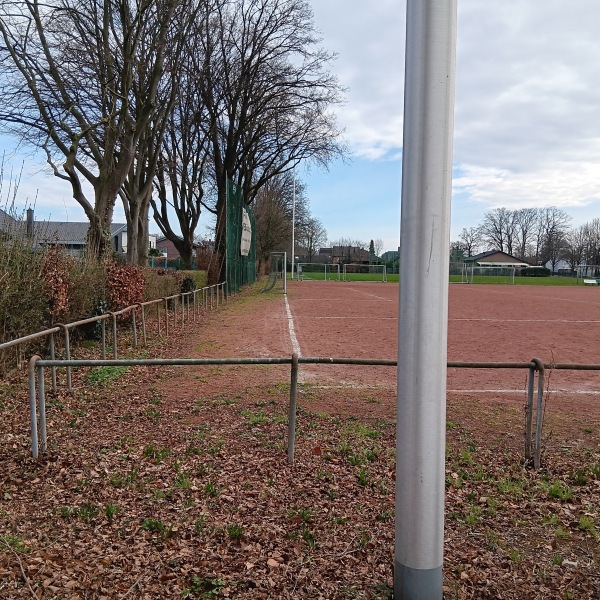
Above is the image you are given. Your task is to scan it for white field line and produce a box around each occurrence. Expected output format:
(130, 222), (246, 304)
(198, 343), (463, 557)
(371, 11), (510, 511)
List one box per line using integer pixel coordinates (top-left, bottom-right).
(284, 295), (301, 357)
(299, 316), (600, 323)
(306, 383), (600, 395)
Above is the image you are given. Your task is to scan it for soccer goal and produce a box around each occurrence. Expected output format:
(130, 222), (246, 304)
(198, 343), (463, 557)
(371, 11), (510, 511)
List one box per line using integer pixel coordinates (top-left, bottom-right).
(261, 252), (287, 293)
(576, 265), (600, 283)
(297, 263), (340, 281)
(462, 264), (516, 284)
(342, 264), (387, 282)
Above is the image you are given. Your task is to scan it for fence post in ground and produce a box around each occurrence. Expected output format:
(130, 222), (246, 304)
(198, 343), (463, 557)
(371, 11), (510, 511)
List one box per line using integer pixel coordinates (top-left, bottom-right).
(28, 355), (41, 459)
(173, 296), (178, 328)
(56, 324), (72, 392)
(37, 364), (47, 452)
(101, 318), (107, 359)
(49, 332), (57, 393)
(131, 307), (138, 348)
(138, 304), (147, 345)
(163, 298), (169, 337)
(110, 312), (118, 359)
(525, 363), (535, 461)
(287, 353), (299, 464)
(532, 358), (545, 469)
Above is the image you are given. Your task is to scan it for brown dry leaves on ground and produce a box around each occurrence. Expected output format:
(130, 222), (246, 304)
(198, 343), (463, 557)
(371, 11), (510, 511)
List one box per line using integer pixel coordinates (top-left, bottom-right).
(0, 285), (599, 599)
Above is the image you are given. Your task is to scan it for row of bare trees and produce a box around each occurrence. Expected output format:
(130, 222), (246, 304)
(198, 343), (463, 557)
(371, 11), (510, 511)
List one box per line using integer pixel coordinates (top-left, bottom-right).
(453, 207), (600, 271)
(0, 0), (344, 273)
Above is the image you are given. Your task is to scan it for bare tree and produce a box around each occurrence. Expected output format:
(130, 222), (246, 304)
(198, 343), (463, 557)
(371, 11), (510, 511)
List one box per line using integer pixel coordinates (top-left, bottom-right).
(299, 217), (327, 262)
(150, 5), (212, 270)
(458, 227), (482, 257)
(479, 208), (515, 253)
(196, 0), (345, 282)
(537, 207), (572, 268)
(513, 208), (538, 259)
(564, 225), (587, 271)
(253, 172), (309, 272)
(0, 0), (179, 258)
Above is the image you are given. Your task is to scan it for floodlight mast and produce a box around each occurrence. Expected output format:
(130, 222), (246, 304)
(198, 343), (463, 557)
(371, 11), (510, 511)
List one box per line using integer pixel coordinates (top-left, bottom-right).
(396, 1), (457, 598)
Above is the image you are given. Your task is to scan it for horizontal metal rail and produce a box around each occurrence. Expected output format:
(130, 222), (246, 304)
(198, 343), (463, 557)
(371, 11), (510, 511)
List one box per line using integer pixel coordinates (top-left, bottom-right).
(1, 282), (228, 385)
(27, 354), (599, 470)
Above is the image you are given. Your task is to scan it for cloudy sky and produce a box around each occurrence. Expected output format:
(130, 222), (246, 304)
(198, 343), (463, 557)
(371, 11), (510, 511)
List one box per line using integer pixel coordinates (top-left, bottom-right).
(303, 0), (600, 252)
(2, 0), (600, 254)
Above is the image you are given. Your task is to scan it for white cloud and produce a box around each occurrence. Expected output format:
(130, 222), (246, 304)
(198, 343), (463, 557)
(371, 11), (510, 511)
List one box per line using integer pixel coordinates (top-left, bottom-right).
(312, 0), (600, 224)
(453, 161), (600, 210)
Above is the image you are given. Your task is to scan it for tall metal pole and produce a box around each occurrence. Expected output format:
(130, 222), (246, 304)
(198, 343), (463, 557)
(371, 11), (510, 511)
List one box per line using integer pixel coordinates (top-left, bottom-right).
(291, 171), (296, 279)
(395, 1), (457, 598)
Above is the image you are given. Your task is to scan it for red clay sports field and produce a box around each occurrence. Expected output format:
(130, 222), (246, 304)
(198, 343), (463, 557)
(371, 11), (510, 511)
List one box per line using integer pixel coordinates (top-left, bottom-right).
(280, 281), (600, 419)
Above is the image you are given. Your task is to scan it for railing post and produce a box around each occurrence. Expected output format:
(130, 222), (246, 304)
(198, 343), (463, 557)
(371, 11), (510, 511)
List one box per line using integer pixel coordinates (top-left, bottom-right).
(101, 318), (107, 360)
(110, 312), (118, 359)
(38, 365), (47, 453)
(163, 298), (169, 337)
(49, 332), (57, 393)
(56, 324), (72, 392)
(525, 364), (535, 462)
(533, 358), (545, 469)
(287, 353), (299, 464)
(131, 307), (138, 348)
(138, 304), (147, 345)
(28, 355), (41, 459)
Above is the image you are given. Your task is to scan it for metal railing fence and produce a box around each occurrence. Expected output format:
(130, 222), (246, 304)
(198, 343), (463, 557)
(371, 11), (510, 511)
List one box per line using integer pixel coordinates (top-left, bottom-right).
(1, 282), (227, 388)
(26, 354), (600, 469)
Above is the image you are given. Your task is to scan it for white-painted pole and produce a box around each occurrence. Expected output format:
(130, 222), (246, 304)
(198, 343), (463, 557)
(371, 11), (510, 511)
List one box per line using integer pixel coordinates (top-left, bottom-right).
(291, 172), (296, 280)
(395, 0), (457, 598)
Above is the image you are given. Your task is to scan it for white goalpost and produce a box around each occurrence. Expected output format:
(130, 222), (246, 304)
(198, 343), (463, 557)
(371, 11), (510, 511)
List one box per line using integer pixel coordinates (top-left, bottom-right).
(342, 263), (387, 282)
(576, 265), (600, 283)
(462, 264), (516, 284)
(297, 263), (340, 281)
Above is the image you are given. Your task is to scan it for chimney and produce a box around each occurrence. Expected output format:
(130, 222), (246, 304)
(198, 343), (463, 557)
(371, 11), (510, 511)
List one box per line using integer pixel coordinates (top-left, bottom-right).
(26, 208), (34, 238)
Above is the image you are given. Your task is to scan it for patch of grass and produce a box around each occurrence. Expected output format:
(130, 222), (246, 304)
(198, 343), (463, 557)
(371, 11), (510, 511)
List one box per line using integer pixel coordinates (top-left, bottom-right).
(240, 409), (267, 426)
(356, 468), (369, 486)
(142, 518), (173, 539)
(289, 507), (313, 523)
(78, 502), (100, 523)
(578, 515), (598, 538)
(570, 469), (589, 486)
(183, 576), (226, 598)
(0, 534), (30, 553)
(546, 481), (574, 501)
(143, 443), (170, 462)
(85, 365), (129, 386)
(174, 472), (192, 490)
(227, 523), (244, 541)
(105, 504), (119, 522)
(204, 481), (220, 498)
(143, 407), (161, 419)
(342, 421), (380, 440)
(301, 525), (316, 549)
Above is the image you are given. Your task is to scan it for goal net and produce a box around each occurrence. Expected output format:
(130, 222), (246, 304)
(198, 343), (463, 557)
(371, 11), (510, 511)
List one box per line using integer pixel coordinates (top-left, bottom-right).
(342, 264), (387, 282)
(261, 252), (287, 293)
(297, 263), (340, 281)
(462, 264), (515, 284)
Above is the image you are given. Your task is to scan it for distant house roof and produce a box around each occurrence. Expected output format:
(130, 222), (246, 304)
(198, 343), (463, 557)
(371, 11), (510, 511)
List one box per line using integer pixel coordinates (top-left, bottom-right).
(464, 250), (530, 266)
(0, 208), (17, 231)
(33, 222), (126, 245)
